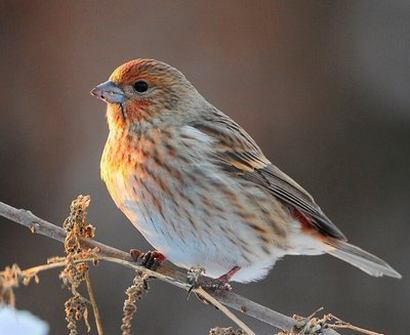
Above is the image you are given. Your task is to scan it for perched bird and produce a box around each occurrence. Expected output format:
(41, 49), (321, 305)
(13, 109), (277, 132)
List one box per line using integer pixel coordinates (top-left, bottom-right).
(91, 59), (401, 283)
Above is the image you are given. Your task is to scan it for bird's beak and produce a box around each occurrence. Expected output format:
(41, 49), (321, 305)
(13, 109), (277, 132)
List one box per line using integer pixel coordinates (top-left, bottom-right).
(90, 80), (126, 104)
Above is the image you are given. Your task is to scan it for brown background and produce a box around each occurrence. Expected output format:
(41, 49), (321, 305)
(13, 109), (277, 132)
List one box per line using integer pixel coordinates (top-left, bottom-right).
(1, 1), (409, 334)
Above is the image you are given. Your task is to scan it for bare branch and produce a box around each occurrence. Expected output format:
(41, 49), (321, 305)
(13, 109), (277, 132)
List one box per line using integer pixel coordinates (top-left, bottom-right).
(0, 200), (343, 335)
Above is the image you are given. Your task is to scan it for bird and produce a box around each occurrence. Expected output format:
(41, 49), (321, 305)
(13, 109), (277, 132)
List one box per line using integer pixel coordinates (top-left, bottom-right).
(91, 58), (401, 283)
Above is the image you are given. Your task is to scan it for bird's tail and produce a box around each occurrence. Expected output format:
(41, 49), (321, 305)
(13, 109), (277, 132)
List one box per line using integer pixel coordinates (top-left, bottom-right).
(325, 240), (401, 279)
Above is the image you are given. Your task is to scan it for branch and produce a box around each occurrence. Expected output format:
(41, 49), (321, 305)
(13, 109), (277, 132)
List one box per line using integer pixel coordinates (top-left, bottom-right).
(0, 200), (342, 335)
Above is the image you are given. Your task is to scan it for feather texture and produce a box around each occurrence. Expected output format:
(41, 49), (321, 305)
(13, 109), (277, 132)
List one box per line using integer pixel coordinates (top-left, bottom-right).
(189, 111), (346, 240)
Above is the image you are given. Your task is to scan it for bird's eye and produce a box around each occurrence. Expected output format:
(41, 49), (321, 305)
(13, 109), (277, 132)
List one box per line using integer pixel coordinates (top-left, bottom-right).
(133, 80), (149, 93)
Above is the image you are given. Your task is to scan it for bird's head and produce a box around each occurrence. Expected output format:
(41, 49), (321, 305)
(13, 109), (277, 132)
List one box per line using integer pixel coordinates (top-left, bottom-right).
(91, 59), (204, 130)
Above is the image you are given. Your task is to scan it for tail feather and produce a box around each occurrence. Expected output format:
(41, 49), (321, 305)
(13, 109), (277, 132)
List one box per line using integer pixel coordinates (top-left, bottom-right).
(326, 240), (401, 279)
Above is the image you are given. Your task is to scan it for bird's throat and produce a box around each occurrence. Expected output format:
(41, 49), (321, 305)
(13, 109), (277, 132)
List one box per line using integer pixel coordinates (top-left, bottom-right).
(106, 101), (158, 133)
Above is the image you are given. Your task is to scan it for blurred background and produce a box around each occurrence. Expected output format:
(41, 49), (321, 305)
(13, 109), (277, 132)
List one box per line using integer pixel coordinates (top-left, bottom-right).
(1, 1), (409, 334)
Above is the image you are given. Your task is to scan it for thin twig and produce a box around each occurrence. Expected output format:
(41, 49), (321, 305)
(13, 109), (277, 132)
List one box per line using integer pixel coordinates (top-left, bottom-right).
(331, 324), (383, 335)
(196, 287), (256, 335)
(18, 261), (69, 276)
(0, 259), (103, 278)
(85, 271), (104, 335)
(329, 314), (384, 335)
(0, 200), (342, 335)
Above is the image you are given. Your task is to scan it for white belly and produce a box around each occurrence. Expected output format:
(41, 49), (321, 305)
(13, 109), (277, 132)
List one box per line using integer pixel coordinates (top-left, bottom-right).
(106, 166), (286, 283)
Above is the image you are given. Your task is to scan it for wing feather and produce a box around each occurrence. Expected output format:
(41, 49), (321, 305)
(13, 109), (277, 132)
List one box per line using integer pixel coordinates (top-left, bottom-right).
(189, 112), (347, 240)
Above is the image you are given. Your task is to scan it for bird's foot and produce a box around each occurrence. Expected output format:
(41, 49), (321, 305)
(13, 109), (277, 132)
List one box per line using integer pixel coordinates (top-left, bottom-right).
(130, 249), (166, 271)
(187, 266), (241, 292)
(217, 266), (241, 283)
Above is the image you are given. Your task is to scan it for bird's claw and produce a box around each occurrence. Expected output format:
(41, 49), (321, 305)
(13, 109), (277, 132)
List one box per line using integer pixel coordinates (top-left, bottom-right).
(187, 266), (232, 293)
(129, 249), (166, 271)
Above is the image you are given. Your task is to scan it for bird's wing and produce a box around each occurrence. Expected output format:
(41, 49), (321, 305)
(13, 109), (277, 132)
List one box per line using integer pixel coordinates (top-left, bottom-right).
(189, 112), (346, 240)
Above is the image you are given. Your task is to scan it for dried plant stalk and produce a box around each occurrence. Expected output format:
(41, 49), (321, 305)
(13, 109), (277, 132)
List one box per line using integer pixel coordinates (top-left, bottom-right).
(0, 264), (40, 307)
(209, 327), (246, 335)
(276, 312), (384, 335)
(121, 272), (149, 335)
(64, 294), (90, 335)
(85, 271), (104, 335)
(0, 264), (19, 307)
(59, 195), (102, 335)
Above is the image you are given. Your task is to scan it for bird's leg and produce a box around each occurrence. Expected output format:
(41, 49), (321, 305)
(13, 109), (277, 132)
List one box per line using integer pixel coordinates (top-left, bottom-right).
(130, 248), (166, 271)
(217, 266), (241, 283)
(187, 266), (241, 292)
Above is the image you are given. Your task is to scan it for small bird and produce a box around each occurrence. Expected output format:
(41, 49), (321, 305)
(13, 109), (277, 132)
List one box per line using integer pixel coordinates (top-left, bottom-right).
(91, 59), (401, 283)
